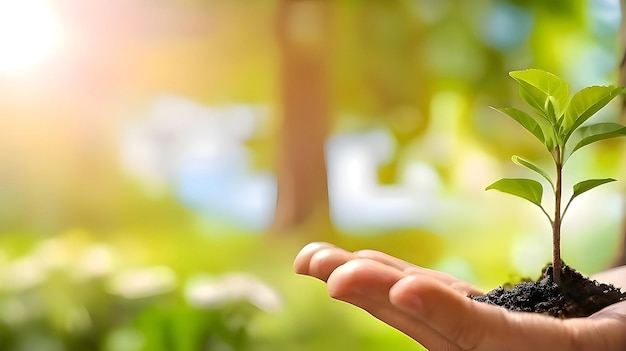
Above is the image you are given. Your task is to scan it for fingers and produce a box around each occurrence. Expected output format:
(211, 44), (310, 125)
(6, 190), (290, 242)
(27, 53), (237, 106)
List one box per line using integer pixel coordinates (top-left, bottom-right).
(390, 275), (505, 350)
(390, 275), (599, 351)
(589, 299), (626, 320)
(326, 258), (463, 351)
(293, 242), (334, 275)
(591, 265), (626, 289)
(295, 245), (462, 349)
(355, 248), (482, 295)
(326, 257), (406, 299)
(294, 242), (356, 281)
(403, 266), (483, 296)
(295, 243), (418, 276)
(295, 242), (481, 295)
(295, 243), (626, 351)
(583, 300), (626, 350)
(353, 249), (416, 271)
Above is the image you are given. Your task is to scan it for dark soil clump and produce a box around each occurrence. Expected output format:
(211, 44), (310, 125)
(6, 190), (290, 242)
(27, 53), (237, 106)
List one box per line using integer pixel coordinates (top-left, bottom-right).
(470, 264), (626, 318)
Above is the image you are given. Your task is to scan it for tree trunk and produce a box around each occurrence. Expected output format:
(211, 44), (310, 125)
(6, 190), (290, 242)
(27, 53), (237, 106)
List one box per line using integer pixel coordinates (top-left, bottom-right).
(271, 0), (334, 235)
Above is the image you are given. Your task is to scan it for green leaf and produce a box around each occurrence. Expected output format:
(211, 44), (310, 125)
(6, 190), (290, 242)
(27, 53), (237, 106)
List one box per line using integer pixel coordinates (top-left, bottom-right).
(563, 178), (618, 220)
(491, 106), (556, 150)
(486, 178), (543, 207)
(491, 107), (544, 142)
(546, 97), (557, 122)
(563, 86), (624, 139)
(569, 122), (626, 155)
(512, 155), (554, 191)
(571, 178), (616, 202)
(509, 69), (570, 122)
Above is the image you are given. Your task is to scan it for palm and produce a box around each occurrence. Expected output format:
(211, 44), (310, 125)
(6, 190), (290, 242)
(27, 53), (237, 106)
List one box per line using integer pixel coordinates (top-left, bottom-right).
(294, 242), (626, 351)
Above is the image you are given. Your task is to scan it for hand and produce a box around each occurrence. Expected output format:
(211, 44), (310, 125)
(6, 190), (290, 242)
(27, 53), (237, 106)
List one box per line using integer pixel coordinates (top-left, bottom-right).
(293, 242), (626, 351)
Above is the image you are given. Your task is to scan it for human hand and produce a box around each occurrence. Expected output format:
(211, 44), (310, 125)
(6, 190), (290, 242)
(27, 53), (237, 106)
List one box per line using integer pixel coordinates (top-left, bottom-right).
(293, 242), (626, 351)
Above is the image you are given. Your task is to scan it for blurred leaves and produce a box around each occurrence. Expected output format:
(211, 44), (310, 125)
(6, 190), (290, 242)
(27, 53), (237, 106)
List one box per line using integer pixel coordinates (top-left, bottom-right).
(0, 233), (282, 351)
(0, 0), (623, 350)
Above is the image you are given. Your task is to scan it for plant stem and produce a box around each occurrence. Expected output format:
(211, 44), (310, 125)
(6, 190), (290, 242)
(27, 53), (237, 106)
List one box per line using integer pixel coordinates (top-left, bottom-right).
(553, 148), (563, 287)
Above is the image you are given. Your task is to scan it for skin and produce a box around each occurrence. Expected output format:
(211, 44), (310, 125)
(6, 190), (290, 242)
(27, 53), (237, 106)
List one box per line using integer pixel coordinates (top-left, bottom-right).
(294, 242), (626, 351)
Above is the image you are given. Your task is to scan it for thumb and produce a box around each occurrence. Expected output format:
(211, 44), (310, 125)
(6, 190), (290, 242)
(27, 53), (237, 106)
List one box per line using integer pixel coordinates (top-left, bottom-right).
(389, 275), (578, 351)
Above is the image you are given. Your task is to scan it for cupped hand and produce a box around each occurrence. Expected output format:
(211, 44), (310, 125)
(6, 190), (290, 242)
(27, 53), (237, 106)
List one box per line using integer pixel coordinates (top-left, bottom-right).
(293, 242), (626, 351)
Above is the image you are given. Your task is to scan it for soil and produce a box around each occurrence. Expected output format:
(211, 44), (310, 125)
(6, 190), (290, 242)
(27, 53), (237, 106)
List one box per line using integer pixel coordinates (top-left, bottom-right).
(469, 264), (626, 318)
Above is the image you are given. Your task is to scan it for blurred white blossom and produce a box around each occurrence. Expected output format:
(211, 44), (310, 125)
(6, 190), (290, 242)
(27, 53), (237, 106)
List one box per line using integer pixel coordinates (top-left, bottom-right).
(185, 273), (282, 312)
(0, 239), (70, 292)
(32, 239), (71, 271)
(107, 266), (177, 299)
(0, 256), (47, 291)
(73, 244), (117, 281)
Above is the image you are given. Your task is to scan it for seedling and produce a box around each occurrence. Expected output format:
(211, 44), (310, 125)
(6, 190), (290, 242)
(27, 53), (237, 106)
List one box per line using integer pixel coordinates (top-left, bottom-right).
(487, 69), (626, 287)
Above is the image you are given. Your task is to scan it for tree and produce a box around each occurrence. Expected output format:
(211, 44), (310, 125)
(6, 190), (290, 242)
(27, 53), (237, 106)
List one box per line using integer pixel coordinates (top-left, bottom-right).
(271, 0), (334, 236)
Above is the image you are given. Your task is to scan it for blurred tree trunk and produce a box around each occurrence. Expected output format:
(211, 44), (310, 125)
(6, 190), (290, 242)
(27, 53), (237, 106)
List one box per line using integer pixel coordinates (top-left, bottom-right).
(614, 0), (626, 266)
(271, 0), (334, 235)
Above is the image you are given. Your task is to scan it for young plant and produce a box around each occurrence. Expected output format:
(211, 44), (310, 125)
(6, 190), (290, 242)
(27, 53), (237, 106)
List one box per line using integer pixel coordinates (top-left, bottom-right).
(487, 69), (626, 287)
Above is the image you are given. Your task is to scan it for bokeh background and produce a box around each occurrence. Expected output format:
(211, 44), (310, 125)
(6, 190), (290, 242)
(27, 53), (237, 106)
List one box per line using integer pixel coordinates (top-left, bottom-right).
(1, 0), (625, 350)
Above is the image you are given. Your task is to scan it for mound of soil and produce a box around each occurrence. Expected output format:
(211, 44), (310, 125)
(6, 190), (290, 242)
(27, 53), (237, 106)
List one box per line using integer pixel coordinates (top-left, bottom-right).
(470, 265), (626, 318)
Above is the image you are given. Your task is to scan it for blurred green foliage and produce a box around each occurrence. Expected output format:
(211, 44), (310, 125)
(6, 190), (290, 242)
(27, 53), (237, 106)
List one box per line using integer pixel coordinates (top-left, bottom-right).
(0, 0), (625, 350)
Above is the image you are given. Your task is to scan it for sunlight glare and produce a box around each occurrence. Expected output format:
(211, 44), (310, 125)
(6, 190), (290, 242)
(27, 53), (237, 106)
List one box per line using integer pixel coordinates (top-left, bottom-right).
(0, 0), (64, 76)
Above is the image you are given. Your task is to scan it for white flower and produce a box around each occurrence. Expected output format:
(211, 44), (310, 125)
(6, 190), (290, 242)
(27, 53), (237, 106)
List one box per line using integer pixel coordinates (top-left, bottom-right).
(73, 244), (116, 280)
(32, 238), (70, 271)
(185, 273), (282, 312)
(107, 266), (177, 299)
(0, 239), (69, 292)
(0, 256), (46, 291)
